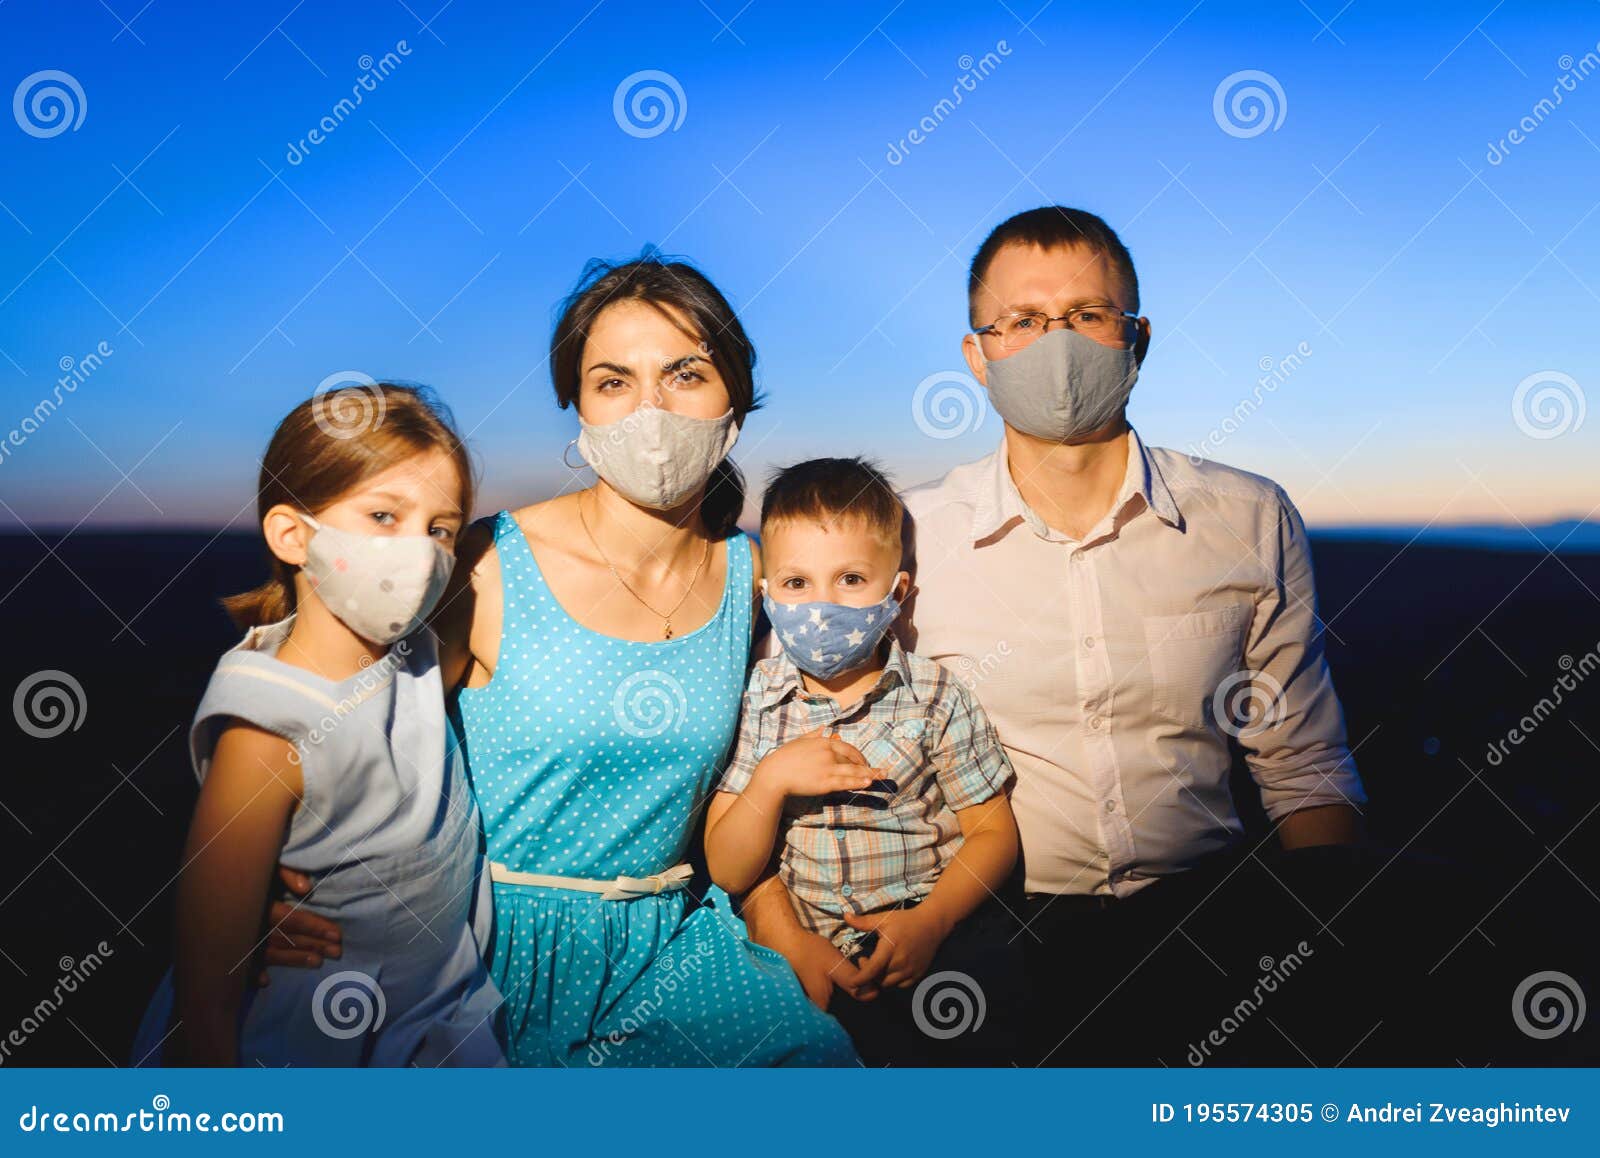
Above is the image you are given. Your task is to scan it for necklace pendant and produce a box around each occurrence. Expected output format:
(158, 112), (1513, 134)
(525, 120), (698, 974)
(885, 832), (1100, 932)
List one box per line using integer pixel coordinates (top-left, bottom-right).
(663, 619), (673, 640)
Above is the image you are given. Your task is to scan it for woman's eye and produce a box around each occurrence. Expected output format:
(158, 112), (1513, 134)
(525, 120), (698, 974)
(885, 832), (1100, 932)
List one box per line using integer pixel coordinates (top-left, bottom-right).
(672, 368), (705, 386)
(370, 511), (395, 526)
(430, 526), (455, 541)
(596, 377), (626, 393)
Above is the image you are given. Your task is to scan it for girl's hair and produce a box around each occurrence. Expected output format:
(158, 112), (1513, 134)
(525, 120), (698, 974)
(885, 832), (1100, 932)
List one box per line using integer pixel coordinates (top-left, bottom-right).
(222, 383), (476, 629)
(550, 252), (762, 539)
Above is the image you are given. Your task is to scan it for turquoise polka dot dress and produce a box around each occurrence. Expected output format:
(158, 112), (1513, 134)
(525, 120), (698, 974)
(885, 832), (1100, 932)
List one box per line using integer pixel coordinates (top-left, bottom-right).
(451, 510), (857, 1067)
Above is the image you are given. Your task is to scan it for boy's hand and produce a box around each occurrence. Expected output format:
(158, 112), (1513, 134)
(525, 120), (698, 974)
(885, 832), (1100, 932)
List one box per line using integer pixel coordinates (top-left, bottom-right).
(844, 905), (953, 990)
(752, 727), (881, 800)
(768, 925), (880, 1010)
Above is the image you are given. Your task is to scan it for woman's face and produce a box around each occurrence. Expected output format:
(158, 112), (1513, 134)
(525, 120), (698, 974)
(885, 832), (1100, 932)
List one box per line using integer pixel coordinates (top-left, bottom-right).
(575, 299), (733, 425)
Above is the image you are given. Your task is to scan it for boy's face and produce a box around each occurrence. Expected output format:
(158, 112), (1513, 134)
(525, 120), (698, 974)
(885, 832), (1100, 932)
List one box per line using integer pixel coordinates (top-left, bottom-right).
(762, 516), (906, 607)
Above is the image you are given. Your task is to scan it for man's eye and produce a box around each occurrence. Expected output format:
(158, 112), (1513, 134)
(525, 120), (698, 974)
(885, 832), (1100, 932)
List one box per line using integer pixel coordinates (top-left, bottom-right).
(1012, 315), (1038, 330)
(1076, 308), (1107, 324)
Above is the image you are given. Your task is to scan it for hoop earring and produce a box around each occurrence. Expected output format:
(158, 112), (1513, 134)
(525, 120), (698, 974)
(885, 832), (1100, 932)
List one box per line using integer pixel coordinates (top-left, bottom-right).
(562, 438), (587, 471)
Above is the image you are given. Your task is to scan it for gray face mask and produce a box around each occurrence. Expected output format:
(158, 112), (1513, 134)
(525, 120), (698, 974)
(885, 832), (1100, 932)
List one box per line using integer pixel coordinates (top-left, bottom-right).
(981, 327), (1139, 442)
(575, 405), (739, 510)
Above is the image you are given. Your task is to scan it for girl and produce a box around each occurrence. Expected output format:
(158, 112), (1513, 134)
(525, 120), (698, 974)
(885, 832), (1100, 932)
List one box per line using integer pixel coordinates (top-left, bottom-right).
(133, 384), (503, 1067)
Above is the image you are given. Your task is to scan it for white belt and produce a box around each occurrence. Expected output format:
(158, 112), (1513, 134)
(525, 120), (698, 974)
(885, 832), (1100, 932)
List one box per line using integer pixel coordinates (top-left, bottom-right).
(489, 860), (693, 901)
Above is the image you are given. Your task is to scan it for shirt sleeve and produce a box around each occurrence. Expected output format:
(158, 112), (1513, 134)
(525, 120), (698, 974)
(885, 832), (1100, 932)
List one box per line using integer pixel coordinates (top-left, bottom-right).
(715, 668), (768, 795)
(1240, 488), (1368, 820)
(931, 676), (1016, 811)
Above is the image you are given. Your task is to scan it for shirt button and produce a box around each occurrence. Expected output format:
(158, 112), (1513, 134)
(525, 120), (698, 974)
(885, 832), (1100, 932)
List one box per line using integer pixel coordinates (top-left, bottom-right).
(841, 884), (853, 897)
(834, 830), (848, 840)
(1083, 636), (1097, 650)
(1089, 715), (1104, 730)
(1104, 799), (1118, 814)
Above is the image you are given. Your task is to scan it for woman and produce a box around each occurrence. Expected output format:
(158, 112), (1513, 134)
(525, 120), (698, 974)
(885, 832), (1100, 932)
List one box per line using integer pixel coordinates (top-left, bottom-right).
(265, 255), (855, 1066)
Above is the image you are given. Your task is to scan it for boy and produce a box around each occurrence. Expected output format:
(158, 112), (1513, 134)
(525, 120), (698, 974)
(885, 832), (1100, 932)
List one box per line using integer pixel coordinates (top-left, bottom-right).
(706, 457), (1022, 1065)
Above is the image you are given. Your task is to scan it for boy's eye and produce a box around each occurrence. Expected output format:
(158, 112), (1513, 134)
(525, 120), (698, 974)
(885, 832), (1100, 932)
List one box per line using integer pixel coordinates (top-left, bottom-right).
(780, 576), (807, 589)
(839, 573), (865, 586)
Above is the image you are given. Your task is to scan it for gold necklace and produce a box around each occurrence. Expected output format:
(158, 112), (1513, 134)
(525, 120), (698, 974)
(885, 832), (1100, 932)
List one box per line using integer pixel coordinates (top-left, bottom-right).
(577, 494), (712, 639)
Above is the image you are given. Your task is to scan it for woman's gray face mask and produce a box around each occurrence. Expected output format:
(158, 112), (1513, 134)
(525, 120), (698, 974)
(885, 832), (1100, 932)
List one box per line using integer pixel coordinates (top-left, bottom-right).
(980, 327), (1139, 442)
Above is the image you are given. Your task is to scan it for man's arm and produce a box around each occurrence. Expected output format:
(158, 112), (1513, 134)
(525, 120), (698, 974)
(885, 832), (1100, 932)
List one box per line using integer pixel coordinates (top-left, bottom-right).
(1241, 489), (1367, 849)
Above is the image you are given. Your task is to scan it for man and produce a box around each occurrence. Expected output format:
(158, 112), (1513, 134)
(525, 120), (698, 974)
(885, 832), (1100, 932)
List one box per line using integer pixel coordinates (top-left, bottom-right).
(743, 206), (1379, 1066)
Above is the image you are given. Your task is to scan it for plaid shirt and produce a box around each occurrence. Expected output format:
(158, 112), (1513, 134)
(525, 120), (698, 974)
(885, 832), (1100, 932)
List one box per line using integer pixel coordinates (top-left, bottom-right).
(718, 638), (1014, 951)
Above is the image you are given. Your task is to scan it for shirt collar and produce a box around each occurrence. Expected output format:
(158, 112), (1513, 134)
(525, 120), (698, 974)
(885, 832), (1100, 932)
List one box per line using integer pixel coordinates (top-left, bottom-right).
(969, 425), (1182, 544)
(757, 634), (917, 710)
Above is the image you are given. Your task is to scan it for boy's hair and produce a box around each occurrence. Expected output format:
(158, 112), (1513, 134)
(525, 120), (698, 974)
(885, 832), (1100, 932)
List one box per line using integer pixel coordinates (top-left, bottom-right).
(223, 383), (476, 629)
(760, 457), (903, 553)
(968, 206), (1139, 325)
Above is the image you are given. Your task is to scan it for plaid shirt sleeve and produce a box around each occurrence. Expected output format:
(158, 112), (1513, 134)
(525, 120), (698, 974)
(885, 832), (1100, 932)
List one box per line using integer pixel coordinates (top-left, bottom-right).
(715, 665), (769, 795)
(930, 676), (1015, 811)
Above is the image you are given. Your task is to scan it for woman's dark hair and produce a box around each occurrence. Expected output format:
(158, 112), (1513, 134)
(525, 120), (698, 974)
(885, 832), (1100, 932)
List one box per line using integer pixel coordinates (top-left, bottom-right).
(550, 252), (762, 539)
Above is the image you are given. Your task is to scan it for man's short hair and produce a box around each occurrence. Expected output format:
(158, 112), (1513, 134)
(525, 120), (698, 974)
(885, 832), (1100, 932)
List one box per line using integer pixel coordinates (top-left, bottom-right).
(968, 206), (1139, 324)
(760, 457), (903, 553)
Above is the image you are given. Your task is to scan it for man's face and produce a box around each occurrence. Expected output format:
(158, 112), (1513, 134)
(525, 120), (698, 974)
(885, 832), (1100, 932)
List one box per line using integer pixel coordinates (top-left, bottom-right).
(963, 240), (1151, 384)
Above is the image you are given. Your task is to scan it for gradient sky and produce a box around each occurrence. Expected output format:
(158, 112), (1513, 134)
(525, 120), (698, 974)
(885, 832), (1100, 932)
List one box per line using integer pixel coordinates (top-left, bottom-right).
(1, 0), (1596, 531)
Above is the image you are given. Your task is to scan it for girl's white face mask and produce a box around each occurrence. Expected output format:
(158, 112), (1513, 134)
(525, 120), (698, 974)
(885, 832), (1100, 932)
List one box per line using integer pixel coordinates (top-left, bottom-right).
(298, 513), (455, 645)
(574, 405), (739, 510)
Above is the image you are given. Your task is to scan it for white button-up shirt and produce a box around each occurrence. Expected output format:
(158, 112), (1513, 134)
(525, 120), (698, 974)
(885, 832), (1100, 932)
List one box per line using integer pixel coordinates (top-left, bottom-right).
(899, 428), (1365, 897)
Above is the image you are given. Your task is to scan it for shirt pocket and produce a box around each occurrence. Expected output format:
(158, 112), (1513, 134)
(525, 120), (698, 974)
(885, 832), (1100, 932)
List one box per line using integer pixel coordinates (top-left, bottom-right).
(845, 708), (935, 804)
(1142, 604), (1251, 732)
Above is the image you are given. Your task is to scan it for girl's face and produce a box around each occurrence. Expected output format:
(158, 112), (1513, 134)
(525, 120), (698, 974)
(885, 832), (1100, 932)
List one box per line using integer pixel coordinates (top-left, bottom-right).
(575, 299), (733, 426)
(265, 448), (465, 567)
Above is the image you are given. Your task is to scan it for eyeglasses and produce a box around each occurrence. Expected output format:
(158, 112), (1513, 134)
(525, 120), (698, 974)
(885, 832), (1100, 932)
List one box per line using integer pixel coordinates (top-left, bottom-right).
(974, 304), (1139, 350)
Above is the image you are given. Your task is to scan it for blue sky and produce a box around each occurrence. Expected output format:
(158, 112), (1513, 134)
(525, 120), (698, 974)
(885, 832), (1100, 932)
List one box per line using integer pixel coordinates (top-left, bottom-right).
(0, 0), (1596, 529)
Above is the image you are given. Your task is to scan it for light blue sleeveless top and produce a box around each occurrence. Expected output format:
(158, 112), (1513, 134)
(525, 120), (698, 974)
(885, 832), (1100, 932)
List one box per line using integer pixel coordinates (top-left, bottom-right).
(449, 510), (857, 1067)
(455, 511), (752, 878)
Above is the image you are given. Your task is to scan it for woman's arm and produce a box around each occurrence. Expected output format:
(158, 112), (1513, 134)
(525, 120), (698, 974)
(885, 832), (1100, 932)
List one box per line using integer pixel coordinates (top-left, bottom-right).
(173, 722), (302, 1065)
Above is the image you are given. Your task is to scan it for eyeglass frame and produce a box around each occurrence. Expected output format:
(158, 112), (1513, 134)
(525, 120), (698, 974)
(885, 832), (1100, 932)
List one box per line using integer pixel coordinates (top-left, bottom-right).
(972, 303), (1142, 349)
